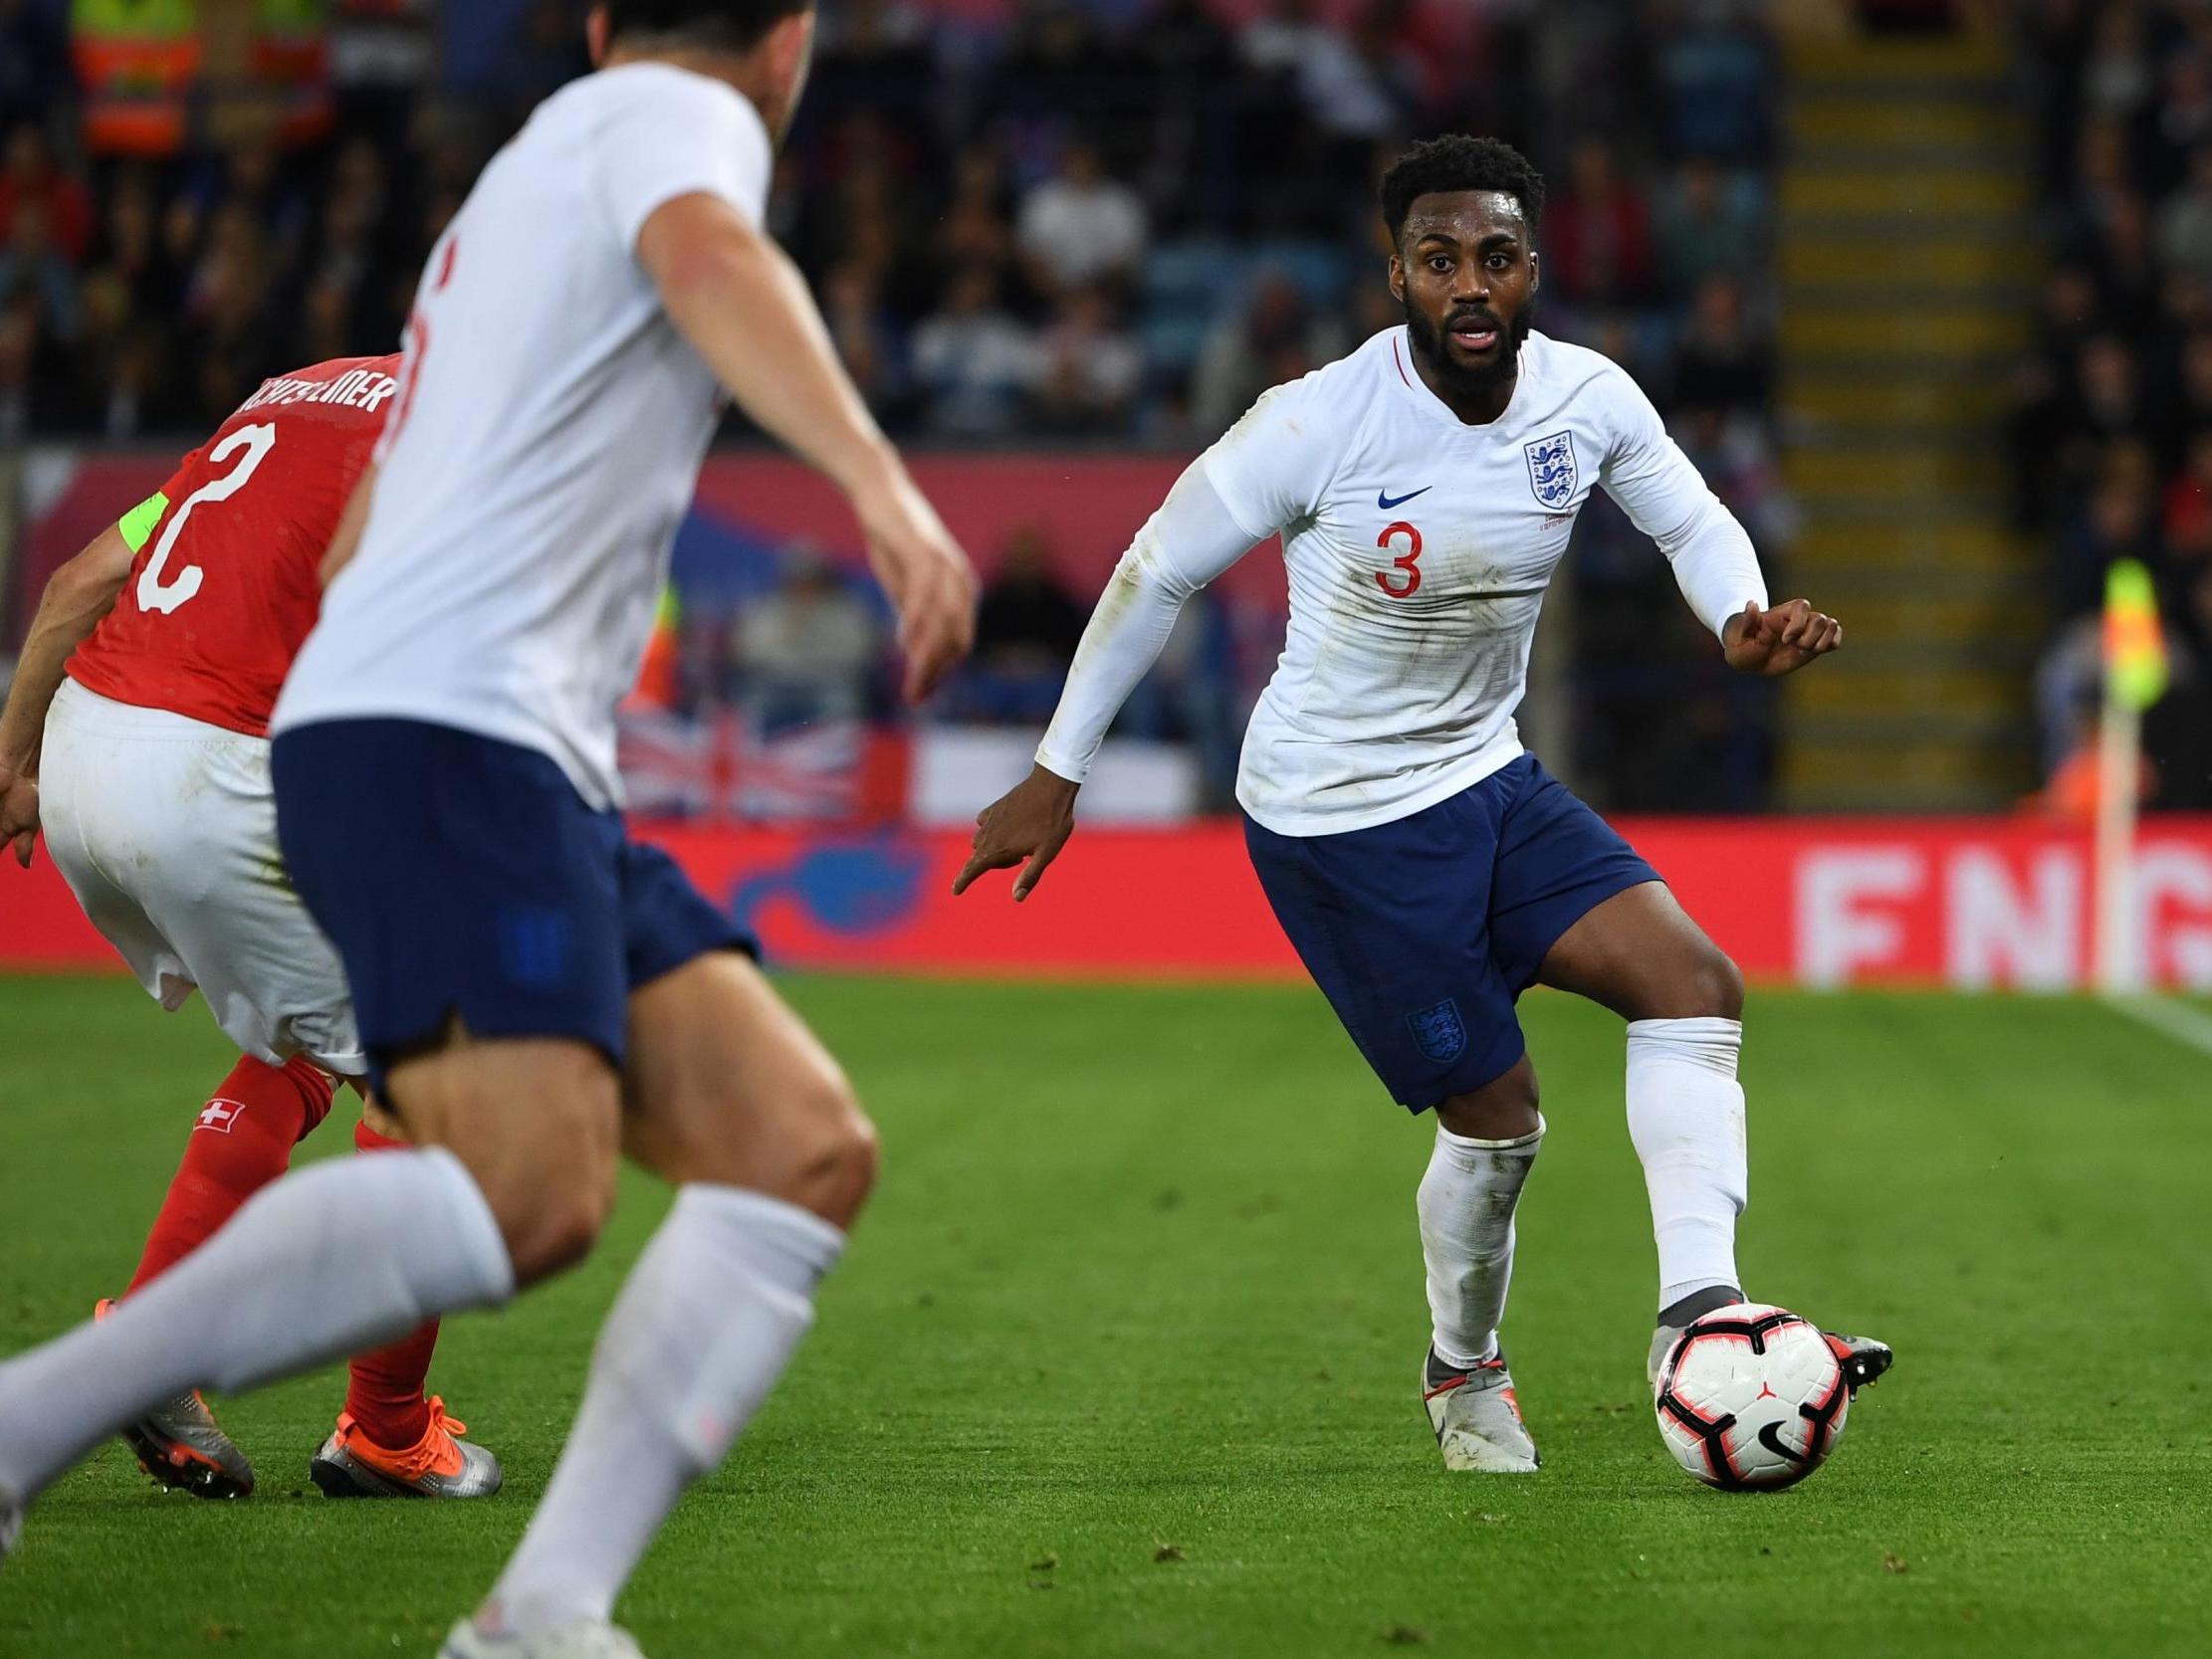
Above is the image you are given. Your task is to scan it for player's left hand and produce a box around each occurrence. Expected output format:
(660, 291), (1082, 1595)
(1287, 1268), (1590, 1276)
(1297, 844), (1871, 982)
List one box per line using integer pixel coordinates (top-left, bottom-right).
(1723, 599), (1842, 678)
(0, 760), (38, 869)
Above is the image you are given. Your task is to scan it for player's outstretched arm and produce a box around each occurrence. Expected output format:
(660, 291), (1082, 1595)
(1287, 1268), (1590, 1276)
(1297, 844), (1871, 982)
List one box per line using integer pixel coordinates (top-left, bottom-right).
(0, 522), (133, 867)
(638, 193), (976, 701)
(1721, 598), (1842, 677)
(1591, 362), (1836, 666)
(955, 463), (1262, 903)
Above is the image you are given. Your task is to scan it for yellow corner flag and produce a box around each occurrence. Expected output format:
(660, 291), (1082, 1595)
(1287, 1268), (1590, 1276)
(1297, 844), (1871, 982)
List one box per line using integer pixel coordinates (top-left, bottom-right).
(2103, 558), (2169, 713)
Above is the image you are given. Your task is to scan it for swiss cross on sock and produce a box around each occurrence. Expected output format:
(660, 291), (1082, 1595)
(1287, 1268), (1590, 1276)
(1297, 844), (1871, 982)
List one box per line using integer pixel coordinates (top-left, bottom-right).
(196, 1098), (246, 1135)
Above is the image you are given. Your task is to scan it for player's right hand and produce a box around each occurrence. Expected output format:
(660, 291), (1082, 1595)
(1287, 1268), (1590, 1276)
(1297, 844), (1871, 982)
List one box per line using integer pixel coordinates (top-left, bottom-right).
(954, 764), (1080, 902)
(1723, 598), (1842, 677)
(0, 761), (38, 869)
(855, 471), (977, 704)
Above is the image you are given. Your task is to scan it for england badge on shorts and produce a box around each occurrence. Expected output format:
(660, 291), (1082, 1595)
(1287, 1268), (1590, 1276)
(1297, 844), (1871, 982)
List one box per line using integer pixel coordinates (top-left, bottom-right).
(1406, 999), (1467, 1065)
(1523, 432), (1577, 509)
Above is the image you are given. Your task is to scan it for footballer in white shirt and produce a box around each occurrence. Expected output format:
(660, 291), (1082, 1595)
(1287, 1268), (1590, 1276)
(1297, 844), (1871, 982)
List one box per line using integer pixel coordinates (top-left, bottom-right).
(0, 4), (976, 1651)
(959, 135), (1891, 1474)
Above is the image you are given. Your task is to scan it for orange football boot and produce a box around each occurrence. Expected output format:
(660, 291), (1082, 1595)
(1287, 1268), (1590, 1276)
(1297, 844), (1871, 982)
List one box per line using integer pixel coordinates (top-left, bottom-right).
(309, 1396), (503, 1498)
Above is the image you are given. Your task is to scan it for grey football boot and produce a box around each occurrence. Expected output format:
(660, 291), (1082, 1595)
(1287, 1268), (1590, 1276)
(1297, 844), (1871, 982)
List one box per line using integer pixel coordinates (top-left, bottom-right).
(310, 1396), (502, 1499)
(118, 1391), (257, 1500)
(1423, 1348), (1540, 1472)
(98, 1299), (255, 1499)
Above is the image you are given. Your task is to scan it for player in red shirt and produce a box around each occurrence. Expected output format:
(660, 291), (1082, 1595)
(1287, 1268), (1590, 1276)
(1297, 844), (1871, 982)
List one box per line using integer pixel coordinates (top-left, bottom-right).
(0, 356), (500, 1502)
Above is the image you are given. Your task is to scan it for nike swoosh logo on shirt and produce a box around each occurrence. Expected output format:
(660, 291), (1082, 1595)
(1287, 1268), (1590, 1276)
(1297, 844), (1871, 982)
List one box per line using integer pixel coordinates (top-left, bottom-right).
(1377, 487), (1433, 511)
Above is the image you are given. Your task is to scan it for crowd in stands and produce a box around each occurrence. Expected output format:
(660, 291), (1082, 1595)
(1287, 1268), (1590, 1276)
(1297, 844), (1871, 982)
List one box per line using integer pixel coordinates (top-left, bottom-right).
(2016, 0), (2212, 808)
(2, 0), (1788, 814)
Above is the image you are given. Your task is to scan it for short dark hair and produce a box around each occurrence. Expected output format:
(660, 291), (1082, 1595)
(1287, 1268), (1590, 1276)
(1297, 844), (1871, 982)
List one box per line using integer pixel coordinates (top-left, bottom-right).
(1380, 135), (1546, 247)
(603, 0), (811, 53)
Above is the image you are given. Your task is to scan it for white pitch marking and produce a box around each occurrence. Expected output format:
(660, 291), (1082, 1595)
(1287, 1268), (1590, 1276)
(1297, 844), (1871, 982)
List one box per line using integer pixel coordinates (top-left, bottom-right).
(2101, 993), (2212, 1059)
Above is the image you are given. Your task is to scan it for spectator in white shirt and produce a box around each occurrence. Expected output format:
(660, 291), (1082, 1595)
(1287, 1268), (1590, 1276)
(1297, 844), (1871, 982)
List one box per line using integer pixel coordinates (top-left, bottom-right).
(1032, 285), (1144, 433)
(1015, 138), (1148, 297)
(1238, 0), (1405, 141)
(2156, 144), (2212, 289)
(730, 549), (884, 726)
(911, 264), (1039, 437)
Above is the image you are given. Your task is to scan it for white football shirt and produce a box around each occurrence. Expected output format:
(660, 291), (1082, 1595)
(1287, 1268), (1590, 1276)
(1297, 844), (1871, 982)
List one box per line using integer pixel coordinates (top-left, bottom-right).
(273, 63), (773, 808)
(1035, 327), (1767, 835)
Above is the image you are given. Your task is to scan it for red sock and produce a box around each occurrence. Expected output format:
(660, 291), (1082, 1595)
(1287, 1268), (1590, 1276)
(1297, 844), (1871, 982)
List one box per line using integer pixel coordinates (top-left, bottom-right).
(342, 1117), (439, 1448)
(124, 1055), (336, 1295)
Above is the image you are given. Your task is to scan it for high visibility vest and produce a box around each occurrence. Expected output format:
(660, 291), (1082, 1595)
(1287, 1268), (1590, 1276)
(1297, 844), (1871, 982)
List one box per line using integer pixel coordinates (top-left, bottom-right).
(253, 0), (326, 74)
(73, 0), (201, 157)
(250, 0), (332, 145)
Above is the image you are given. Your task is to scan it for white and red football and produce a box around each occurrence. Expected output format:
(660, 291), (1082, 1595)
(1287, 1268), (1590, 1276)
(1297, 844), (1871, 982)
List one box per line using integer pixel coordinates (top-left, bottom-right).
(1653, 1303), (1849, 1491)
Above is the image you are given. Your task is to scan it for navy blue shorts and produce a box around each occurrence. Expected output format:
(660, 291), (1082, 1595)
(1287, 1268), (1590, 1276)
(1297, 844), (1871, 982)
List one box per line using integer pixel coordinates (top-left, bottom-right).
(1243, 755), (1659, 1113)
(271, 719), (753, 1094)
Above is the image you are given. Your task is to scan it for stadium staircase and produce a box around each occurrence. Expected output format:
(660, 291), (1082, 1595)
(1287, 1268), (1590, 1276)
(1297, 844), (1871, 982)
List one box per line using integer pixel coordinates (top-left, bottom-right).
(1776, 29), (2041, 811)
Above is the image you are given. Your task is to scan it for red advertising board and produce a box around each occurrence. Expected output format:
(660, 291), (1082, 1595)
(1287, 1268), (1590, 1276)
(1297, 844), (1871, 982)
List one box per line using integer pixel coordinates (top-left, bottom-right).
(13, 452), (1240, 616)
(8, 818), (2212, 990)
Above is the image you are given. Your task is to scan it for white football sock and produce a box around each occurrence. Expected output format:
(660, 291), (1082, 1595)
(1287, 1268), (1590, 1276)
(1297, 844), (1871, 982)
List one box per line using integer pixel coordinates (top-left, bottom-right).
(481, 1184), (844, 1636)
(1419, 1117), (1544, 1370)
(0, 1148), (512, 1502)
(1626, 1018), (1748, 1312)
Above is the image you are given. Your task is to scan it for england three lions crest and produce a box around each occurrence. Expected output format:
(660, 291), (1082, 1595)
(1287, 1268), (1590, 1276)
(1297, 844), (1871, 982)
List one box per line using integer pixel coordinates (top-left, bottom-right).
(1406, 999), (1466, 1065)
(1523, 432), (1578, 509)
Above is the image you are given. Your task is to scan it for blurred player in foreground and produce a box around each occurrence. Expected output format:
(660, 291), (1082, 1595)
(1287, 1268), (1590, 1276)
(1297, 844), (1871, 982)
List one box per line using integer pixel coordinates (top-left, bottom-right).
(0, 3), (976, 1652)
(0, 355), (497, 1501)
(959, 135), (1890, 1474)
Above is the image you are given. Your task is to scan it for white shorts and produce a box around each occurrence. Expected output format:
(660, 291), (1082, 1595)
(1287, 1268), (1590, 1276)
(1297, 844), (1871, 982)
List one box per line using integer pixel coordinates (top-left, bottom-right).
(39, 678), (365, 1076)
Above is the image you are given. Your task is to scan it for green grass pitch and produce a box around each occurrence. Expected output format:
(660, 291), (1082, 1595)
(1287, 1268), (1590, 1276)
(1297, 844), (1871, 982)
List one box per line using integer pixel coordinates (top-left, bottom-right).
(2, 973), (2208, 1658)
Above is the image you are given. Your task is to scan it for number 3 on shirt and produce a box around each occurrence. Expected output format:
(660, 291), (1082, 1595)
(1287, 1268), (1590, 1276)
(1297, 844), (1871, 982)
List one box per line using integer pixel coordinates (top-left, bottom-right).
(135, 422), (279, 615)
(1376, 520), (1424, 599)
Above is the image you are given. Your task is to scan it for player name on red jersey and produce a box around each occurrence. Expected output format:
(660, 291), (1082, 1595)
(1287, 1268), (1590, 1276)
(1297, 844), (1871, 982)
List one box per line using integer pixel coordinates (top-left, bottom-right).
(238, 367), (399, 416)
